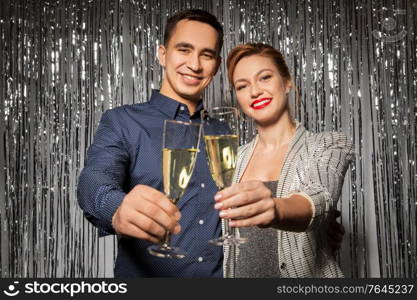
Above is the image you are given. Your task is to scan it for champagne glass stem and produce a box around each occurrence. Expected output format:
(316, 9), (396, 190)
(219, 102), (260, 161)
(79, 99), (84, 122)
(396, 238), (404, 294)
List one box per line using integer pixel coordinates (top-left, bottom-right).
(161, 197), (178, 247)
(161, 196), (177, 247)
(148, 196), (185, 258)
(223, 218), (232, 237)
(219, 186), (232, 237)
(161, 231), (171, 248)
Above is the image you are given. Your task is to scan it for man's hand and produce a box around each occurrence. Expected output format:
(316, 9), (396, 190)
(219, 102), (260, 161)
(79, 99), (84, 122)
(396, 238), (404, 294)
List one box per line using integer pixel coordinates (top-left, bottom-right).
(326, 209), (345, 252)
(112, 184), (181, 243)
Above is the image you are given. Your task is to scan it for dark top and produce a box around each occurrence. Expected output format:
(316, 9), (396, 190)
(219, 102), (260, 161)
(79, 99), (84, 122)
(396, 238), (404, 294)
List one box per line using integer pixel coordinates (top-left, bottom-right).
(235, 181), (280, 278)
(77, 90), (223, 277)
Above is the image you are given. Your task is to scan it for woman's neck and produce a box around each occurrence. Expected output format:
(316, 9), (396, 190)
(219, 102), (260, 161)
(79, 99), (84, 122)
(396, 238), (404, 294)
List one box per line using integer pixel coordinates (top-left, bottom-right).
(256, 112), (296, 150)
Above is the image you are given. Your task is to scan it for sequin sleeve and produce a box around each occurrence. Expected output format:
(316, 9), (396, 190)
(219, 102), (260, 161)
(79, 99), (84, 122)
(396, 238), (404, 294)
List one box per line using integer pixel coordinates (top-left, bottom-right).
(294, 131), (354, 231)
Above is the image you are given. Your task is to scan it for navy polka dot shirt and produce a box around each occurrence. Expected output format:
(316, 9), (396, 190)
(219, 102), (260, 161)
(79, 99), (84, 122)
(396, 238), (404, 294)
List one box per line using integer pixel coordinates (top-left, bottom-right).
(77, 90), (223, 277)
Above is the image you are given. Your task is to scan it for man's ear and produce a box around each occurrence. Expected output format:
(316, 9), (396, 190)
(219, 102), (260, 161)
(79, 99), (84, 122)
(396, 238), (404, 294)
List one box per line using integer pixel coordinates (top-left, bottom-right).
(213, 56), (222, 76)
(158, 45), (167, 67)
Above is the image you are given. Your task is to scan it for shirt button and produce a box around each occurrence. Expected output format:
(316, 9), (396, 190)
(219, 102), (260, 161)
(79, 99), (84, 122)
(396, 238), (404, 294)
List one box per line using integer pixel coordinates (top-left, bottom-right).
(200, 183), (205, 188)
(180, 106), (185, 111)
(198, 257), (203, 262)
(198, 219), (204, 225)
(280, 263), (286, 269)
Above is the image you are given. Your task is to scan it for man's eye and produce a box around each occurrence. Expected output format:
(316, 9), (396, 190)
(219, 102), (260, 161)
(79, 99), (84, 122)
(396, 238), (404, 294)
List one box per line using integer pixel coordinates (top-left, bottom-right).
(178, 48), (189, 53)
(201, 53), (214, 59)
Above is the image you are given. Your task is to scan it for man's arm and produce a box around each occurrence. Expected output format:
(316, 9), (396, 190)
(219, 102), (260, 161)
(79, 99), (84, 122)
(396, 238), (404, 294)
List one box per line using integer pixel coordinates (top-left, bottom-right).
(77, 110), (130, 236)
(77, 110), (180, 242)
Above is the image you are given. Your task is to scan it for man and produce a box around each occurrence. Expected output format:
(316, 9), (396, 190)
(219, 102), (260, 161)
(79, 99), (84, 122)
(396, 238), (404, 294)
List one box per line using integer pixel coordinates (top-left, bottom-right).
(77, 9), (344, 278)
(77, 9), (224, 277)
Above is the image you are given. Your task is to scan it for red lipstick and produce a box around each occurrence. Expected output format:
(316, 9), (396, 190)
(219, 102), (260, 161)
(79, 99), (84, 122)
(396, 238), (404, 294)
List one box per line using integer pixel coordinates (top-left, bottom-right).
(250, 98), (272, 110)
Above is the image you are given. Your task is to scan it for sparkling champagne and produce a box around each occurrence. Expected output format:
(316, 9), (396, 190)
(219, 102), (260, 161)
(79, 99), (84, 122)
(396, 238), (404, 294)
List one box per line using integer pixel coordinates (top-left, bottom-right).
(204, 134), (238, 188)
(162, 148), (198, 202)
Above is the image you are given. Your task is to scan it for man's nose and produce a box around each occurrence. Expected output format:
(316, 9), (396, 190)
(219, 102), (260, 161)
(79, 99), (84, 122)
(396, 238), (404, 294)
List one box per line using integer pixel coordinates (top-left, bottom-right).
(186, 53), (202, 72)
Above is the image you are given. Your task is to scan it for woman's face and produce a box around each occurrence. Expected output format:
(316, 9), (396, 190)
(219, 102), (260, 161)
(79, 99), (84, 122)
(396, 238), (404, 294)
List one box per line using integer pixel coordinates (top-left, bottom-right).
(232, 54), (291, 126)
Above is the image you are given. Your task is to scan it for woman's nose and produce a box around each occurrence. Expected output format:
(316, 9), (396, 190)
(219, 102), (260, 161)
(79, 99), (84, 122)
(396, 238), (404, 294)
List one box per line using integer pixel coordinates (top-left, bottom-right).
(250, 83), (262, 98)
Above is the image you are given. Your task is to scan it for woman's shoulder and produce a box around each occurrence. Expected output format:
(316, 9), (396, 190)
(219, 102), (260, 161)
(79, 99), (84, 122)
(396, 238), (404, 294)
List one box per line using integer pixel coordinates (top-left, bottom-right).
(305, 130), (351, 145)
(302, 128), (354, 157)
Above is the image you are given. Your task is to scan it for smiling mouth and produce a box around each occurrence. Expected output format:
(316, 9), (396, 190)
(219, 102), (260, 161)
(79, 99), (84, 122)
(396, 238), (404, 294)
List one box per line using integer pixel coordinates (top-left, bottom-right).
(180, 73), (203, 85)
(251, 98), (272, 109)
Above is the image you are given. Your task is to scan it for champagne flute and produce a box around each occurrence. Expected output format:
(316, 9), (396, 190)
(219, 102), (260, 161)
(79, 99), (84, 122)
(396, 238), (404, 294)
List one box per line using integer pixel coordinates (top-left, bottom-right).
(202, 107), (247, 246)
(147, 120), (202, 258)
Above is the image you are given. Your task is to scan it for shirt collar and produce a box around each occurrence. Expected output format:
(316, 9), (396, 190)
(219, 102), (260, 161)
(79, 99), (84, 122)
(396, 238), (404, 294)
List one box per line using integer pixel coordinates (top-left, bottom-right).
(149, 89), (204, 119)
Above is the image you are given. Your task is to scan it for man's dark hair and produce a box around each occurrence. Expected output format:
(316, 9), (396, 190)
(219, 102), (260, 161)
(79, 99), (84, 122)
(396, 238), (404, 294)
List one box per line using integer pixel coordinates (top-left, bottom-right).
(163, 9), (224, 55)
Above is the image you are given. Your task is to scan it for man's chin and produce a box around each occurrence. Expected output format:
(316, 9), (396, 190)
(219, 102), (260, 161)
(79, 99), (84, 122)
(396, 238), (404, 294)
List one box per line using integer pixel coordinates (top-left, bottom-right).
(177, 89), (204, 102)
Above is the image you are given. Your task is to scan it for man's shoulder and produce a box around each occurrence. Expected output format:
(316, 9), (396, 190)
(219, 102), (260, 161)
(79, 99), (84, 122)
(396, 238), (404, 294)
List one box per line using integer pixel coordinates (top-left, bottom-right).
(97, 102), (157, 134)
(103, 102), (149, 118)
(100, 102), (157, 125)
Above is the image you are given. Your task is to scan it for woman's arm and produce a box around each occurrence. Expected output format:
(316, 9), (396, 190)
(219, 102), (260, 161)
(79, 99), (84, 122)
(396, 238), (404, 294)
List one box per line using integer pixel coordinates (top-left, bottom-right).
(295, 131), (353, 231)
(215, 131), (353, 232)
(214, 181), (313, 231)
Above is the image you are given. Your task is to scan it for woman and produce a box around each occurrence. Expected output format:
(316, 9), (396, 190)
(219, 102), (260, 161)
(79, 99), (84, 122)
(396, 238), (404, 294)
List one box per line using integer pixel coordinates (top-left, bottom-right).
(215, 43), (353, 277)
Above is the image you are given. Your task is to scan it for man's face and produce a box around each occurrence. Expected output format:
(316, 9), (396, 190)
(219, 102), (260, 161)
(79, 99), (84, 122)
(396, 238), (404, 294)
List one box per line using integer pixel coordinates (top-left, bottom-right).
(158, 20), (221, 103)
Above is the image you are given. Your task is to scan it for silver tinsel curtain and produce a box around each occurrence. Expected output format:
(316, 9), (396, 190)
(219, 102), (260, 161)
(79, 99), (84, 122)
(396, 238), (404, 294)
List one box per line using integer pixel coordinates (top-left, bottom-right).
(0, 0), (416, 278)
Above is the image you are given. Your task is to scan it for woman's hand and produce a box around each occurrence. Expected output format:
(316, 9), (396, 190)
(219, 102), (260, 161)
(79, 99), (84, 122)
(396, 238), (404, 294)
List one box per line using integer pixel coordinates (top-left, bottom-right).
(215, 181), (315, 232)
(214, 180), (280, 228)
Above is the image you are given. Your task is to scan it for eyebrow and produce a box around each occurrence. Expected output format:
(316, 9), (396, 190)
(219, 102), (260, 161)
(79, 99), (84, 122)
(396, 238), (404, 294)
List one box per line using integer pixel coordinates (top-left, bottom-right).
(174, 42), (217, 56)
(233, 68), (274, 85)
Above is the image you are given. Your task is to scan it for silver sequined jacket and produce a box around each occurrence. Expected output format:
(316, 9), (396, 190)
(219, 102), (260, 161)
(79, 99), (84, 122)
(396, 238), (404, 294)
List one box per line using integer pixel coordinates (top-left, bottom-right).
(223, 123), (354, 278)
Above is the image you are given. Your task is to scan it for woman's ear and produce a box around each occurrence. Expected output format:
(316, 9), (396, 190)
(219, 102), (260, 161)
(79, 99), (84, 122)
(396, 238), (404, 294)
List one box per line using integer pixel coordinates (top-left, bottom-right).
(285, 80), (294, 94)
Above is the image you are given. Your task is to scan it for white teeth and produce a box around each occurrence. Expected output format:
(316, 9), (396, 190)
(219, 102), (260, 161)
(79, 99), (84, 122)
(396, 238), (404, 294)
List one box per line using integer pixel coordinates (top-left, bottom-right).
(183, 75), (200, 81)
(253, 99), (271, 107)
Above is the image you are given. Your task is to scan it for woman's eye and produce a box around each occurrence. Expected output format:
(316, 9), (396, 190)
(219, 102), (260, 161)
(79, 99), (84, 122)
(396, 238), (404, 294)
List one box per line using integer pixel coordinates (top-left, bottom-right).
(236, 85), (246, 91)
(261, 75), (271, 80)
